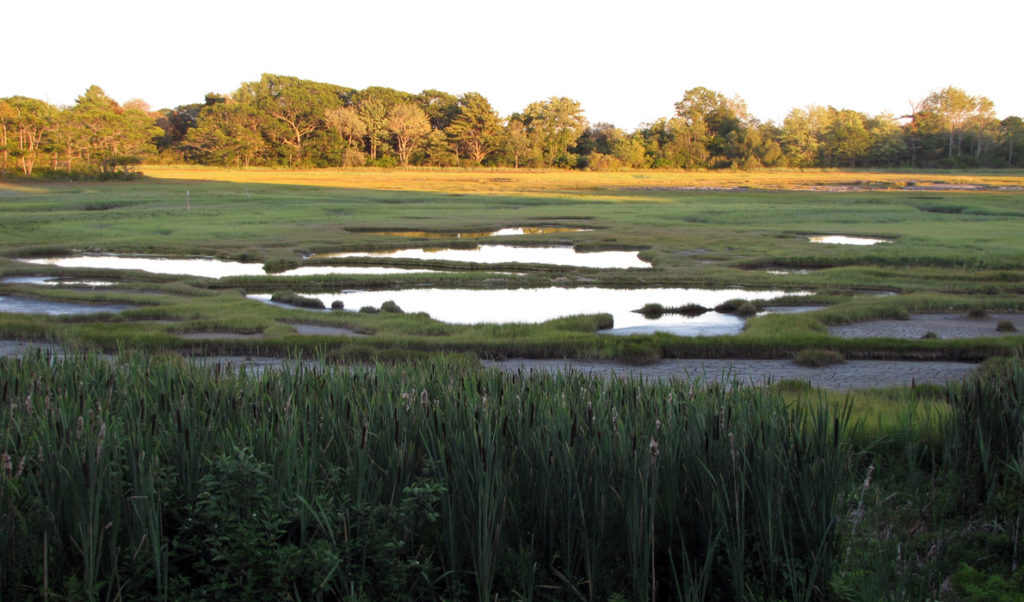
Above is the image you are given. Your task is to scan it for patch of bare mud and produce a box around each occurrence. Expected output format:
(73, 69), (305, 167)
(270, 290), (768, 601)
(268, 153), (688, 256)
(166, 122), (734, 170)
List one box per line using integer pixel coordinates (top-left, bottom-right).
(484, 358), (977, 390)
(178, 332), (265, 341)
(288, 323), (367, 337)
(830, 313), (1024, 340)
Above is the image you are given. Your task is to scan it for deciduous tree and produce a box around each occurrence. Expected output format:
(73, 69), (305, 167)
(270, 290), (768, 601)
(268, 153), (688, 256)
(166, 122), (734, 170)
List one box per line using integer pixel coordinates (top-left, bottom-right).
(447, 92), (501, 164)
(387, 102), (431, 166)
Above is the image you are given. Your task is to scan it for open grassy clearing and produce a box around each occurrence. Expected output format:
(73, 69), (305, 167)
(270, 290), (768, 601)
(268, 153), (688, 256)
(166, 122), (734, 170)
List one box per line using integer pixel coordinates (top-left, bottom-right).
(1, 167), (1023, 368)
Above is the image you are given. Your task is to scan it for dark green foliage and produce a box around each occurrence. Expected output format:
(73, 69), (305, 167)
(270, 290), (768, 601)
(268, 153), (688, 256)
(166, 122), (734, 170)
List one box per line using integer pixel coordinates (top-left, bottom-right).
(0, 351), (855, 601)
(953, 563), (1024, 601)
(637, 303), (708, 318)
(996, 319), (1017, 332)
(945, 357), (1024, 505)
(380, 300), (403, 313)
(269, 291), (325, 309)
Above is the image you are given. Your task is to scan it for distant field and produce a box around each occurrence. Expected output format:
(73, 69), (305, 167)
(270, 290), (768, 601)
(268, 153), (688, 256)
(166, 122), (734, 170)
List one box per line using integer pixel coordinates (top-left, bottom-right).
(1, 166), (1023, 366)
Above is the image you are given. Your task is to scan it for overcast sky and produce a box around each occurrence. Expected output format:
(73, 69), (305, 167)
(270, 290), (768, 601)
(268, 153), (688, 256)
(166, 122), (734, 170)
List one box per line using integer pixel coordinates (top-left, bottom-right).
(4, 0), (1021, 129)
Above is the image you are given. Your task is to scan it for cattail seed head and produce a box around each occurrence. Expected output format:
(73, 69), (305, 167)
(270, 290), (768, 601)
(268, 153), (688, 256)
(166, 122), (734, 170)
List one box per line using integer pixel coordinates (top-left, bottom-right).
(1, 452), (11, 478)
(863, 465), (875, 490)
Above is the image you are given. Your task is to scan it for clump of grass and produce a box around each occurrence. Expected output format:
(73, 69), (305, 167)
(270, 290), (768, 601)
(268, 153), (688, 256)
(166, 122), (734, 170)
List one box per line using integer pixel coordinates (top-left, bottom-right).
(331, 300), (345, 310)
(637, 303), (666, 318)
(921, 331), (939, 339)
(793, 348), (845, 367)
(768, 378), (815, 394)
(270, 291), (324, 309)
(715, 298), (760, 316)
(380, 300), (404, 314)
(262, 259), (301, 274)
(616, 339), (662, 365)
(996, 320), (1017, 332)
(967, 308), (990, 319)
(636, 303), (708, 318)
(359, 306), (380, 314)
(676, 303), (710, 316)
(734, 301), (758, 317)
(715, 298), (745, 313)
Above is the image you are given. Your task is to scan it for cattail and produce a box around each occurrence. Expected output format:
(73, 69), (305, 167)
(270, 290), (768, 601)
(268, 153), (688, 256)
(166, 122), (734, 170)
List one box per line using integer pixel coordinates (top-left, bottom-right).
(15, 455), (25, 478)
(1, 452), (11, 478)
(863, 465), (875, 490)
(76, 416), (84, 438)
(360, 422), (368, 449)
(649, 437), (659, 460)
(96, 422), (107, 461)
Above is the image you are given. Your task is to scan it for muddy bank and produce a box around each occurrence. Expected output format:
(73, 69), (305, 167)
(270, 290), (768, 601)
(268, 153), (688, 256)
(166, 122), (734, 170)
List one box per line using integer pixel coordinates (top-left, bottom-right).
(830, 313), (1024, 340)
(484, 358), (978, 390)
(0, 340), (979, 390)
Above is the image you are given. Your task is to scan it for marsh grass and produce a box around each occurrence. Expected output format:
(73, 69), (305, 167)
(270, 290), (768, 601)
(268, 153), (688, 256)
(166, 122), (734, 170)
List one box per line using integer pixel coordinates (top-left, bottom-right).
(0, 351), (859, 601)
(3, 169), (1024, 362)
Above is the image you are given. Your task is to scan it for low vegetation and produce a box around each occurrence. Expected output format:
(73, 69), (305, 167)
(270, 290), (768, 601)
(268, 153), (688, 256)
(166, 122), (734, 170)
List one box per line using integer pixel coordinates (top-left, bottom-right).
(1, 351), (1022, 600)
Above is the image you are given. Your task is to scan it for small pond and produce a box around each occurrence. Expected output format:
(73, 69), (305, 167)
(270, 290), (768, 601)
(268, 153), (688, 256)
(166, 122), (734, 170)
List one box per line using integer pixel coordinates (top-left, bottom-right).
(249, 287), (807, 334)
(0, 295), (129, 316)
(2, 276), (115, 287)
(808, 235), (891, 246)
(320, 245), (651, 269)
(20, 256), (444, 278)
(374, 227), (591, 238)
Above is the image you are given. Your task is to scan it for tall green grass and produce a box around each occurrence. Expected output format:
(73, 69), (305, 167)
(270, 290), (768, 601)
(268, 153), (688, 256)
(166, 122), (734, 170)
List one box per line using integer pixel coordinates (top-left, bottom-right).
(1, 351), (858, 601)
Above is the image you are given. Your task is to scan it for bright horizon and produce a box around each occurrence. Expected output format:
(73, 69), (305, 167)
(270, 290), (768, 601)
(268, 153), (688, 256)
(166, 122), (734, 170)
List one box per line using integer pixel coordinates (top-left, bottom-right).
(5, 0), (1021, 129)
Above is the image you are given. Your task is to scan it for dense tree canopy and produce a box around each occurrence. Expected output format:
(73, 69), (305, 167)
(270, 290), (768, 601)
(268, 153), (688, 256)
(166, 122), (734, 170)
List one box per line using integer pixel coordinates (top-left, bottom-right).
(1, 78), (1020, 178)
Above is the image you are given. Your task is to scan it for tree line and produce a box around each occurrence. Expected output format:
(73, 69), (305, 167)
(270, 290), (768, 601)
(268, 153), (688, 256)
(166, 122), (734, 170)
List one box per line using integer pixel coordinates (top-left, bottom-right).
(2, 74), (1022, 177)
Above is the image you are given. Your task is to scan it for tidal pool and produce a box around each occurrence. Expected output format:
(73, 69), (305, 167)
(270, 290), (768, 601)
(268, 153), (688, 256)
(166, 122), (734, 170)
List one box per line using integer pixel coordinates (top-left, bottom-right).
(808, 235), (891, 245)
(320, 245), (651, 269)
(249, 287), (805, 333)
(2, 276), (115, 287)
(374, 227), (590, 238)
(20, 256), (443, 278)
(0, 295), (129, 316)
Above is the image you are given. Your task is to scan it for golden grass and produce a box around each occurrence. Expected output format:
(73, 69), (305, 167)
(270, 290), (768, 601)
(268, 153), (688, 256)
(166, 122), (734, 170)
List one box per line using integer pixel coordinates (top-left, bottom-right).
(140, 165), (1024, 196)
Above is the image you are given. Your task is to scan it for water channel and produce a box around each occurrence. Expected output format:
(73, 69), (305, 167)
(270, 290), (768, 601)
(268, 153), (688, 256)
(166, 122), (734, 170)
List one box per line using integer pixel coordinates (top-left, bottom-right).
(249, 287), (808, 334)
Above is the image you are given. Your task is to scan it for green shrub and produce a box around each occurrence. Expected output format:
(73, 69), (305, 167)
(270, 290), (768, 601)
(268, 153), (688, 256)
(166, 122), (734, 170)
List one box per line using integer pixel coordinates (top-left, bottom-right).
(380, 300), (404, 314)
(921, 331), (939, 339)
(996, 320), (1017, 332)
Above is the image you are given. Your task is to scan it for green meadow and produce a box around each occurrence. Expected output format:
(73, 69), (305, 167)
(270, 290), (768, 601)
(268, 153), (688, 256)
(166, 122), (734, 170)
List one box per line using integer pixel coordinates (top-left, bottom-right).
(1, 166), (1023, 364)
(4, 167), (1024, 600)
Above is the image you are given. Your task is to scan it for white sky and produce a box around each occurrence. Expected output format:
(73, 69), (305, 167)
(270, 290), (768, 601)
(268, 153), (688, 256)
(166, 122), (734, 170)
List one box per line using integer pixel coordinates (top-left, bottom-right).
(4, 0), (1021, 130)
